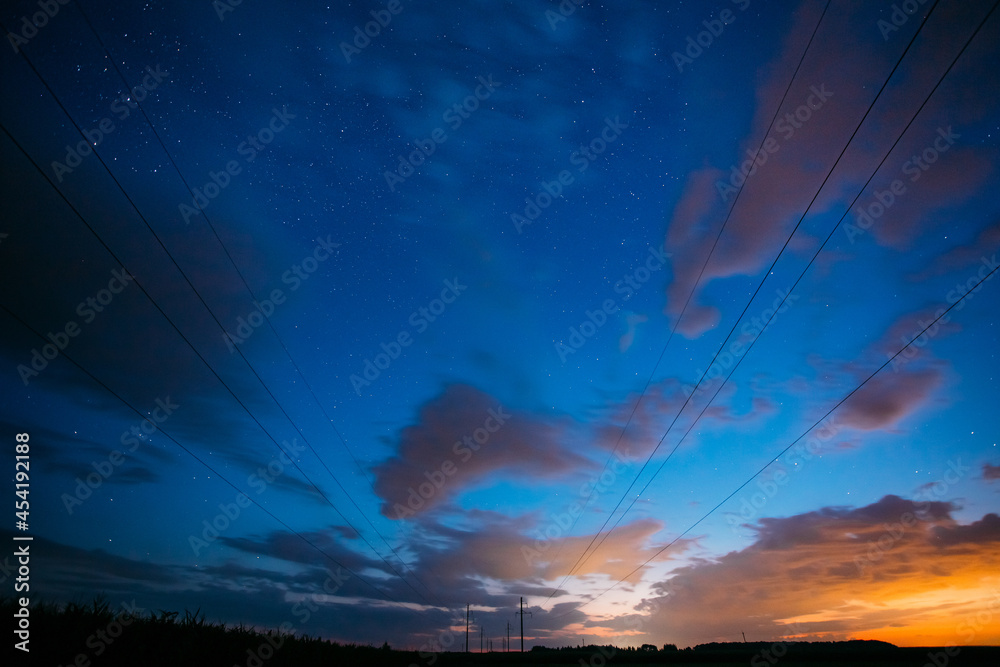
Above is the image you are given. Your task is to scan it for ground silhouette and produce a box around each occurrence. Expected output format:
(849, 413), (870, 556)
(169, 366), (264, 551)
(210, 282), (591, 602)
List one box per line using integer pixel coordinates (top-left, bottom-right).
(7, 598), (998, 666)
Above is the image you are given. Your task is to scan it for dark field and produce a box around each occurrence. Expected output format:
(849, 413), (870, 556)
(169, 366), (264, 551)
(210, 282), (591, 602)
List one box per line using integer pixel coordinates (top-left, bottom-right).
(8, 598), (999, 667)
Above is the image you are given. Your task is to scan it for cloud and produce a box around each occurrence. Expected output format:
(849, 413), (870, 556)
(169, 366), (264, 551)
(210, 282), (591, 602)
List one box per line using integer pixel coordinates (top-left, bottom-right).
(618, 312), (648, 352)
(1, 526), (454, 647)
(1, 420), (168, 487)
(307, 508), (678, 611)
(931, 513), (1000, 547)
(373, 384), (595, 518)
(909, 220), (1000, 282)
(588, 381), (688, 459)
(417, 512), (665, 587)
(983, 463), (1000, 481)
(837, 367), (941, 430)
(633, 495), (1000, 648)
(870, 307), (963, 359)
(217, 527), (384, 584)
(660, 0), (1000, 338)
(587, 377), (775, 461)
(662, 2), (879, 338)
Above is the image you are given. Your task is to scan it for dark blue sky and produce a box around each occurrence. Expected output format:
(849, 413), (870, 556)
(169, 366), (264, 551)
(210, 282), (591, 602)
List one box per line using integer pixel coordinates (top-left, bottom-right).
(1, 0), (999, 652)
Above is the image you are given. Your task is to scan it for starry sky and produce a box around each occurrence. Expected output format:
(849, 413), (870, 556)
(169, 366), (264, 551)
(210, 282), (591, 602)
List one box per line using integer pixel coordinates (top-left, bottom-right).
(2, 0), (999, 652)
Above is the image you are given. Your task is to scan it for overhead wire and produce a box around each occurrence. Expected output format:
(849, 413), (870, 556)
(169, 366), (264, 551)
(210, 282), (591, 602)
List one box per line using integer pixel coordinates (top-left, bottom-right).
(0, 127), (404, 605)
(0, 29), (435, 606)
(554, 0), (998, 614)
(71, 0), (439, 605)
(568, 256), (999, 615)
(576, 0), (997, 568)
(540, 0), (834, 605)
(547, 0), (943, 590)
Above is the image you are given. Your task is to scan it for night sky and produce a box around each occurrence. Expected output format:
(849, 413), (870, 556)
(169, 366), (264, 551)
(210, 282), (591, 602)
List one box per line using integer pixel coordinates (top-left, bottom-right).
(2, 0), (999, 653)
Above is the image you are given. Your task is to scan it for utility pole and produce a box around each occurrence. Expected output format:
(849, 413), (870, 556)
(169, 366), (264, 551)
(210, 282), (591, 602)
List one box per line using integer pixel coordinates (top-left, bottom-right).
(516, 597), (532, 652)
(507, 621), (511, 652)
(466, 604), (470, 653)
(480, 626), (484, 652)
(742, 631), (747, 643)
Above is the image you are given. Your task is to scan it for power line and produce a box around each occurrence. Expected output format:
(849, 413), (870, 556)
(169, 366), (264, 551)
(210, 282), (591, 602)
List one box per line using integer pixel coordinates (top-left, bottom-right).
(541, 0), (834, 604)
(575, 0), (998, 567)
(0, 95), (431, 606)
(0, 19), (438, 606)
(70, 0), (440, 606)
(558, 0), (999, 611)
(0, 271), (401, 606)
(567, 256), (999, 614)
(550, 0), (944, 588)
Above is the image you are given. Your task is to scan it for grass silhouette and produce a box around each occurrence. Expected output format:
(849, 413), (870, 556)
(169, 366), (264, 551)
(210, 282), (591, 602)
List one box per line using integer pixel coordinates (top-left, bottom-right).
(4, 596), (405, 666)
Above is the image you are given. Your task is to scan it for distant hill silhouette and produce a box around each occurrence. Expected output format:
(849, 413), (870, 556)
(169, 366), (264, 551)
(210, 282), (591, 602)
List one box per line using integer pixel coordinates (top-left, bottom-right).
(693, 639), (897, 651)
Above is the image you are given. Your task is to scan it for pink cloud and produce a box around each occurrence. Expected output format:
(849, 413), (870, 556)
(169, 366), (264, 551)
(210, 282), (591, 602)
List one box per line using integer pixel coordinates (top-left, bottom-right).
(859, 148), (993, 250)
(661, 0), (999, 338)
(416, 515), (666, 585)
(372, 384), (594, 518)
(871, 305), (963, 359)
(838, 367), (941, 430)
